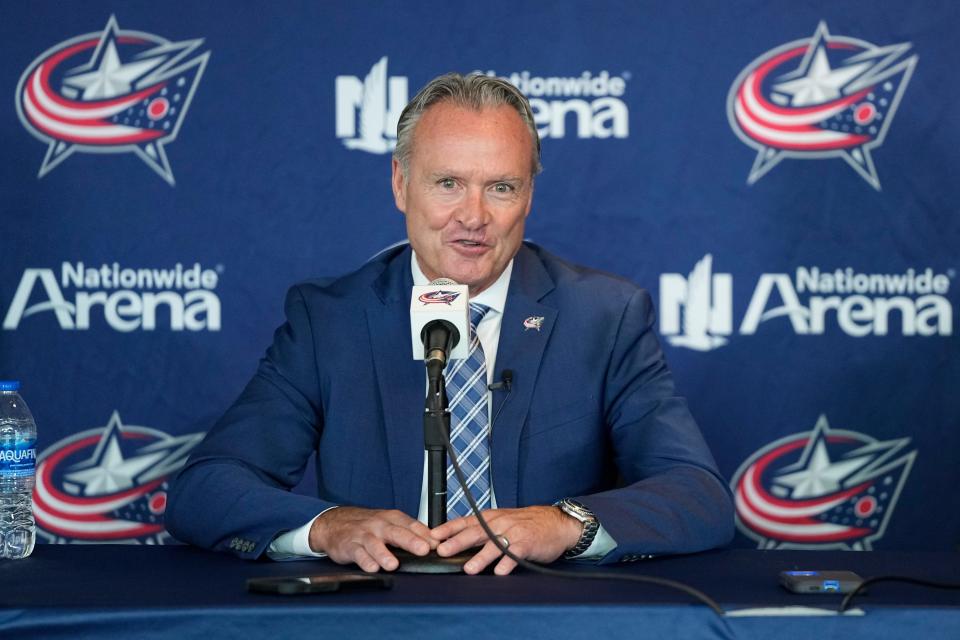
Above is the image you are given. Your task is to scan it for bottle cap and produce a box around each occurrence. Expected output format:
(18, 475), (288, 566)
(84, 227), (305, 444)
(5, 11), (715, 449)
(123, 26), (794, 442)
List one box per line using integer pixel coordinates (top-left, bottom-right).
(0, 381), (21, 391)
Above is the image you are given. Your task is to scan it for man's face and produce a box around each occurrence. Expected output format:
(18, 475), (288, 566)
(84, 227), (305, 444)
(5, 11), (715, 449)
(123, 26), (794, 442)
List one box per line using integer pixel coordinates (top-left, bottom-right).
(392, 101), (535, 295)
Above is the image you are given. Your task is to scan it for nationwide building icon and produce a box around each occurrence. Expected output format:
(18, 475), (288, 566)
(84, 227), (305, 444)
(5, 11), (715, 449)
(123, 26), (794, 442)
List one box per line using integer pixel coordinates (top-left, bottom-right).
(731, 415), (916, 550)
(335, 56), (408, 154)
(727, 22), (917, 190)
(659, 254), (732, 351)
(15, 15), (209, 185)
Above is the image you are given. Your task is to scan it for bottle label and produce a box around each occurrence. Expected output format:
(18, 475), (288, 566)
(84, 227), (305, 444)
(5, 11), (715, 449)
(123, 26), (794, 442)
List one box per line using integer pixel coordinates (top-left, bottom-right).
(0, 438), (36, 478)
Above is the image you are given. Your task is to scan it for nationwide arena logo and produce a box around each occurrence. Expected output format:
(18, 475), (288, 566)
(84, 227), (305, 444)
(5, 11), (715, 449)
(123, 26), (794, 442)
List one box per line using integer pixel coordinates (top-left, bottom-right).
(727, 22), (917, 190)
(15, 15), (210, 185)
(34, 411), (203, 544)
(335, 57), (629, 154)
(480, 68), (629, 140)
(660, 254), (953, 351)
(731, 415), (916, 550)
(3, 261), (222, 332)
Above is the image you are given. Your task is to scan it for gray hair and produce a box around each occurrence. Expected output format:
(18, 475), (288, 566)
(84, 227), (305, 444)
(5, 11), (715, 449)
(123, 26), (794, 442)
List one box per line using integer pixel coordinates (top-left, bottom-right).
(393, 72), (542, 178)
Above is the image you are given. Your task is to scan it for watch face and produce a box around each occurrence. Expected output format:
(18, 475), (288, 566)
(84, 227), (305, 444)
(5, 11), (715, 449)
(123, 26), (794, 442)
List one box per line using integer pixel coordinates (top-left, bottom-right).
(562, 500), (593, 521)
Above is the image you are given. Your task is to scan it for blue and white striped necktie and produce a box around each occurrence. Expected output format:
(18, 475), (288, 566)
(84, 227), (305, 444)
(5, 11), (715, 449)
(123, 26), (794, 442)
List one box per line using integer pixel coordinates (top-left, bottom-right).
(445, 302), (492, 519)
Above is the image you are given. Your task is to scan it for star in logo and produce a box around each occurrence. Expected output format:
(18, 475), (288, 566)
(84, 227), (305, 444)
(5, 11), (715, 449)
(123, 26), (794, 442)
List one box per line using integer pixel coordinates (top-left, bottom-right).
(774, 436), (872, 499)
(62, 40), (166, 100)
(772, 415), (915, 502)
(62, 411), (202, 497)
(773, 47), (871, 107)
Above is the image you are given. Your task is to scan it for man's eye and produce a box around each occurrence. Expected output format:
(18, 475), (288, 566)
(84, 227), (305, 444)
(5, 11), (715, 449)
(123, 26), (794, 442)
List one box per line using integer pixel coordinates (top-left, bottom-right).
(493, 183), (515, 193)
(438, 178), (456, 189)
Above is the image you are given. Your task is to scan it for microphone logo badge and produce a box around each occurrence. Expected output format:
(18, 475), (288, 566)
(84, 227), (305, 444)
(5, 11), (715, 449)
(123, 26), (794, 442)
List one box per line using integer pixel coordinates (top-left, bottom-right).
(727, 21), (917, 190)
(523, 316), (544, 331)
(418, 290), (460, 305)
(731, 415), (915, 550)
(16, 15), (210, 186)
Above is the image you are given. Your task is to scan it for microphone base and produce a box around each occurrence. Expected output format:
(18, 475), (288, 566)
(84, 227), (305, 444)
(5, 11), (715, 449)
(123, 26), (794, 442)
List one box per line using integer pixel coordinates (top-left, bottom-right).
(392, 549), (475, 574)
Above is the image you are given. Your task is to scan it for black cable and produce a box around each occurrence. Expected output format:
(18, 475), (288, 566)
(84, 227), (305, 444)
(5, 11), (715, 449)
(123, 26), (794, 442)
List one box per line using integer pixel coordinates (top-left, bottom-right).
(443, 437), (726, 616)
(840, 575), (960, 612)
(488, 381), (511, 431)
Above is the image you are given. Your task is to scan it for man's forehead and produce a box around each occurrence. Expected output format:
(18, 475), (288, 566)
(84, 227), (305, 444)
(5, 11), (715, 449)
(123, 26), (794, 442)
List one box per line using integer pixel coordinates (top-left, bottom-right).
(422, 99), (513, 116)
(417, 101), (524, 131)
(410, 102), (533, 164)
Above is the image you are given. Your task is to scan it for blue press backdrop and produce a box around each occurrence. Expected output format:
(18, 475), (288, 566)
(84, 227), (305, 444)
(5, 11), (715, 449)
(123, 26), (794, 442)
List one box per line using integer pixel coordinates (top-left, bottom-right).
(1, 1), (956, 550)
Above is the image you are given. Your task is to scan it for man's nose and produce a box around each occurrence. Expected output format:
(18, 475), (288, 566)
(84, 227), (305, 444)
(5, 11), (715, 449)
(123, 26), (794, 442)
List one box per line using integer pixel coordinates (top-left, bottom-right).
(455, 187), (489, 229)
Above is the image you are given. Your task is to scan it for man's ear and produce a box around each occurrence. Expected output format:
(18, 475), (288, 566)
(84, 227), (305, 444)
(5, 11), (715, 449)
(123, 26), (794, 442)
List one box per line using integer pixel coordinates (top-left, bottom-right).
(391, 158), (406, 213)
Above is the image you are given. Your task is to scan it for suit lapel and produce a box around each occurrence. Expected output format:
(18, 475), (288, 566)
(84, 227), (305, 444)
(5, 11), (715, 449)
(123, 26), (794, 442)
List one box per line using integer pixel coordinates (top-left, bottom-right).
(367, 246), (424, 518)
(490, 245), (556, 508)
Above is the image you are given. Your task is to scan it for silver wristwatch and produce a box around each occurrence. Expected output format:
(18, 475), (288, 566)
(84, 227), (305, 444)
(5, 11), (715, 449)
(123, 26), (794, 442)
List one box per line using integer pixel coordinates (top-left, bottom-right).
(555, 498), (599, 559)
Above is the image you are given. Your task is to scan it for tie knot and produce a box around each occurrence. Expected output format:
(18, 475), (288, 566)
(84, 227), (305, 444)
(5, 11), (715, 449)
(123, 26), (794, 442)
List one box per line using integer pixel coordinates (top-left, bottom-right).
(469, 303), (489, 329)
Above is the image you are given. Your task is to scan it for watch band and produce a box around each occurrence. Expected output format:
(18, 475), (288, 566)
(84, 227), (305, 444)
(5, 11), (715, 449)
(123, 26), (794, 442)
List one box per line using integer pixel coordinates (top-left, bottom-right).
(555, 498), (600, 559)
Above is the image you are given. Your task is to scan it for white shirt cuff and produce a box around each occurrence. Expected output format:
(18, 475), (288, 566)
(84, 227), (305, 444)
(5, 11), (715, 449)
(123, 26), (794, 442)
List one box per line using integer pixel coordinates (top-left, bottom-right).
(265, 506), (339, 561)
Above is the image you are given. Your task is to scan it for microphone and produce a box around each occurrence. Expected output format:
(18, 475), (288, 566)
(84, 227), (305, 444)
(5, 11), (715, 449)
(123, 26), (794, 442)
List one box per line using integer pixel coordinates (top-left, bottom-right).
(487, 369), (513, 391)
(410, 278), (470, 368)
(488, 370), (514, 432)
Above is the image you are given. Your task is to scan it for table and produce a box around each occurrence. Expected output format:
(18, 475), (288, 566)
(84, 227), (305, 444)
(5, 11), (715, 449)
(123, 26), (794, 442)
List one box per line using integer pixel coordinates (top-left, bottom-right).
(1, 545), (957, 639)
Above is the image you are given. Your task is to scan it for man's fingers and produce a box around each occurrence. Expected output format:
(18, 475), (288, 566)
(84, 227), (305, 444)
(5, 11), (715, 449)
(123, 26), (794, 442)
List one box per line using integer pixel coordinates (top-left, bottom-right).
(382, 524), (431, 556)
(327, 505), (566, 575)
(462, 538), (509, 575)
(430, 514), (476, 541)
(362, 535), (401, 571)
(435, 524), (491, 556)
(378, 510), (438, 552)
(493, 553), (519, 575)
(432, 509), (505, 543)
(407, 520), (439, 550)
(352, 547), (382, 573)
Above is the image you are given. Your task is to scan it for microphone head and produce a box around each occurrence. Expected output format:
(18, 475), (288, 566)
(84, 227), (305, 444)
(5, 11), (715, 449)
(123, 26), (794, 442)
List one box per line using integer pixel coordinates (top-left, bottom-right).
(410, 279), (470, 361)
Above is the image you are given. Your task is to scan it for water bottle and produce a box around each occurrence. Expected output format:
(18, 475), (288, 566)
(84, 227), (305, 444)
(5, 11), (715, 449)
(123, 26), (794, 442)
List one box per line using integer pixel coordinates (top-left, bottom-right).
(0, 381), (37, 559)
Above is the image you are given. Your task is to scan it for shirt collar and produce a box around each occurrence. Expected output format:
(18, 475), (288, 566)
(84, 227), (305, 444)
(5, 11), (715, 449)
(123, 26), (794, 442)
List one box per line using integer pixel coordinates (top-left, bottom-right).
(410, 251), (512, 316)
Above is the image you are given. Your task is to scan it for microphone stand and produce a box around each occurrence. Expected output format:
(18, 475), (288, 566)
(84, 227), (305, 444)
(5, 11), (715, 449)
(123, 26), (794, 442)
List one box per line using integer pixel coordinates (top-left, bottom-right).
(394, 358), (474, 574)
(424, 360), (450, 529)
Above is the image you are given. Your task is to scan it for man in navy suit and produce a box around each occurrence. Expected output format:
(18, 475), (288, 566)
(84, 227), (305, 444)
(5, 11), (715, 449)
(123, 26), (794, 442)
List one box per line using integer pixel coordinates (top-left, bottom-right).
(166, 73), (733, 575)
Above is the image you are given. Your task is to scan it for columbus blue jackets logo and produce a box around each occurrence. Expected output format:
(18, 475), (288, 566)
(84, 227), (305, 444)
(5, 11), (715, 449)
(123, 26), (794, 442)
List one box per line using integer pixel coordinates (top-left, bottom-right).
(727, 22), (917, 190)
(419, 290), (461, 305)
(731, 415), (915, 550)
(15, 15), (209, 186)
(33, 411), (202, 544)
(523, 316), (544, 331)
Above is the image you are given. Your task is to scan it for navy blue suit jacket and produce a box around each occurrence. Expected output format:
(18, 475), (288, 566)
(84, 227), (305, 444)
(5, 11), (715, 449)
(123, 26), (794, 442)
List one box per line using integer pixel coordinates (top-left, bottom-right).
(167, 243), (734, 563)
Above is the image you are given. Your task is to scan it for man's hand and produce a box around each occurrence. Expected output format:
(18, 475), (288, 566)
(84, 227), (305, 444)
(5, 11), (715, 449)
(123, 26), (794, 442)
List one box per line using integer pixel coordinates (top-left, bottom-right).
(309, 507), (437, 572)
(430, 506), (582, 575)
